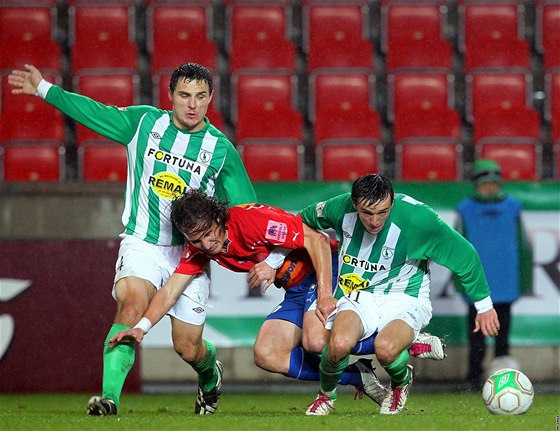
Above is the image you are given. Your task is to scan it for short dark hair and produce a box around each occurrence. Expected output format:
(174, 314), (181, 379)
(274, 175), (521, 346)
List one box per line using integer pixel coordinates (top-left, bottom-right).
(169, 63), (213, 95)
(171, 190), (228, 238)
(351, 174), (394, 207)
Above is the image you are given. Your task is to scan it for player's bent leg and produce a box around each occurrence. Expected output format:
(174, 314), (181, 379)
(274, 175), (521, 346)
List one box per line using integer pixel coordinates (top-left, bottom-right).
(88, 276), (154, 415)
(301, 310), (329, 354)
(171, 318), (222, 415)
(254, 319), (301, 374)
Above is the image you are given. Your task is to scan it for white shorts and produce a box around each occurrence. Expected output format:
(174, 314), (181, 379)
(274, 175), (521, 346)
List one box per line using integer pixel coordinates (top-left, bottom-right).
(112, 234), (210, 325)
(325, 291), (433, 341)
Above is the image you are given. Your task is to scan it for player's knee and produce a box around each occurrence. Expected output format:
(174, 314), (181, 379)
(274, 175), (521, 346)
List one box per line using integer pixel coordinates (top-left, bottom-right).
(253, 342), (278, 372)
(173, 339), (199, 364)
(374, 335), (400, 363)
(327, 334), (353, 361)
(302, 333), (327, 354)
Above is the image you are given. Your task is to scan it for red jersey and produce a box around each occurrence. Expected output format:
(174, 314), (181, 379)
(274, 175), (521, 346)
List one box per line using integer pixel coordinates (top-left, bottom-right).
(175, 204), (306, 276)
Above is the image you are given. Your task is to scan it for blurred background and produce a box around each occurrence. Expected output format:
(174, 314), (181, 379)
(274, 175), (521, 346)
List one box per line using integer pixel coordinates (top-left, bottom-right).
(0, 0), (558, 394)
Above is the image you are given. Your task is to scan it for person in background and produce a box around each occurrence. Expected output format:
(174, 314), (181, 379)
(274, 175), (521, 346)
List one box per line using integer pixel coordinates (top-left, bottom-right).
(298, 173), (499, 416)
(8, 63), (257, 416)
(456, 159), (532, 390)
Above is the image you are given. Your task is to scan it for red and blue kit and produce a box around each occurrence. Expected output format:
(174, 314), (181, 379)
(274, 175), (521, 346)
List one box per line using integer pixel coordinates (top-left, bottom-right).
(175, 204), (306, 276)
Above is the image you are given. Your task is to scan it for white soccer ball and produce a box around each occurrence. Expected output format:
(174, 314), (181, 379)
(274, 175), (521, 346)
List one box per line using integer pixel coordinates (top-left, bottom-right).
(482, 368), (534, 415)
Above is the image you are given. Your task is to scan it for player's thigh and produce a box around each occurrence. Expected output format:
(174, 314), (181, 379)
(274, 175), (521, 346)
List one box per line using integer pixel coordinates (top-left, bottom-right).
(255, 319), (302, 355)
(301, 309), (329, 353)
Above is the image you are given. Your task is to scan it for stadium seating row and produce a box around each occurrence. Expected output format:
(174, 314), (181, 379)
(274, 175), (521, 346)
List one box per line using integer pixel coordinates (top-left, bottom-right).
(0, 0), (558, 182)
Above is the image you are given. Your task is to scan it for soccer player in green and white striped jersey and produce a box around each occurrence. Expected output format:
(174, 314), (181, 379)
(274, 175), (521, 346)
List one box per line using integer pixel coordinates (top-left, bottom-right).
(300, 174), (500, 416)
(8, 63), (257, 416)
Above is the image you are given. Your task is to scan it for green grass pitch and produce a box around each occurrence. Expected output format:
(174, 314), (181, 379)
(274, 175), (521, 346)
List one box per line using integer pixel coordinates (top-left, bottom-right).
(0, 392), (558, 431)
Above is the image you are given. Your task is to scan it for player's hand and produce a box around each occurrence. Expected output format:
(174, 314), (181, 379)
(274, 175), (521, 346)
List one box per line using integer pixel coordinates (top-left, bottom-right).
(316, 295), (337, 325)
(108, 328), (145, 347)
(8, 64), (43, 96)
(248, 261), (276, 292)
(474, 308), (500, 337)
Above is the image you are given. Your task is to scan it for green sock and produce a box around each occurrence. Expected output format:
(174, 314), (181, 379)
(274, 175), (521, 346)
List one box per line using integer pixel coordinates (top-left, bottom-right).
(191, 339), (218, 393)
(319, 345), (349, 396)
(101, 324), (135, 408)
(382, 350), (410, 388)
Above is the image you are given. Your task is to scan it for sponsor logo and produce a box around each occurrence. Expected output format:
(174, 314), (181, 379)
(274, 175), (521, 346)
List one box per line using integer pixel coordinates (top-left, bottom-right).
(147, 147), (204, 174)
(192, 307), (205, 314)
(342, 254), (390, 272)
(150, 132), (162, 139)
(339, 273), (368, 294)
(0, 279), (32, 361)
(149, 172), (187, 199)
(265, 221), (288, 242)
(343, 230), (352, 239)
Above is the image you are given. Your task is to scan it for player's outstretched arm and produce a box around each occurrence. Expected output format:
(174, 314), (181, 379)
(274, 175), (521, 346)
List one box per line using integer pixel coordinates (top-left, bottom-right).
(109, 272), (194, 347)
(8, 64), (43, 96)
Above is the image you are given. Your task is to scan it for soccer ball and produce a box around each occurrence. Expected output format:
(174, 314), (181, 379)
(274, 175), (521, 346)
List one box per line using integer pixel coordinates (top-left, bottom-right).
(482, 368), (534, 415)
(274, 249), (312, 289)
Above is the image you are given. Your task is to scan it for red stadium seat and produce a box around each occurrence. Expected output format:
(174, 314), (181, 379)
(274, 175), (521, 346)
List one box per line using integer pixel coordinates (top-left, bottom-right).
(304, 4), (373, 73)
(0, 74), (64, 145)
(388, 72), (454, 124)
(238, 140), (304, 181)
(314, 109), (381, 147)
(536, 1), (560, 55)
(231, 72), (299, 125)
(395, 138), (463, 181)
(464, 36), (530, 72)
(73, 73), (139, 145)
(147, 4), (217, 74)
(466, 71), (532, 123)
(0, 6), (61, 72)
(459, 2), (524, 53)
(309, 71), (376, 124)
(473, 104), (541, 180)
(393, 106), (461, 143)
(79, 143), (127, 182)
(317, 142), (382, 181)
(545, 69), (560, 123)
(228, 5), (296, 73)
(152, 72), (224, 130)
(1, 143), (64, 182)
(386, 36), (452, 73)
(236, 107), (302, 143)
(381, 3), (446, 54)
(69, 5), (137, 72)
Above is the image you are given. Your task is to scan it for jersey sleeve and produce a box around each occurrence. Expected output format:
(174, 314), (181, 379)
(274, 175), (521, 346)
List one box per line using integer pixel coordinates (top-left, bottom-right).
(299, 193), (352, 231)
(174, 246), (210, 276)
(407, 203), (491, 303)
(214, 141), (256, 206)
(44, 84), (153, 145)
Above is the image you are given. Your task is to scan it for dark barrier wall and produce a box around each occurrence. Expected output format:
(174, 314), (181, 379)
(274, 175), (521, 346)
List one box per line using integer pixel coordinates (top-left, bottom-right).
(0, 240), (141, 393)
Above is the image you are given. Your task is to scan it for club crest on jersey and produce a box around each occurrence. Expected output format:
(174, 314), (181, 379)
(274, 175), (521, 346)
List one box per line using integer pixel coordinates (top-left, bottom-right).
(265, 220), (288, 242)
(382, 246), (394, 259)
(339, 273), (368, 293)
(199, 150), (212, 164)
(341, 254), (390, 272)
(149, 172), (186, 199)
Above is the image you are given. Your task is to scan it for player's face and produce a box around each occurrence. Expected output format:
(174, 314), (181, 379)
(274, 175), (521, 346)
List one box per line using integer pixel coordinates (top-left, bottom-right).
(169, 78), (212, 132)
(354, 196), (393, 235)
(184, 222), (227, 254)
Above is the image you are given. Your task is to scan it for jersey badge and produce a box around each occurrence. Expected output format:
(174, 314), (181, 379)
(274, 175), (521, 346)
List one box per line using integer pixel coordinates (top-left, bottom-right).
(265, 221), (288, 242)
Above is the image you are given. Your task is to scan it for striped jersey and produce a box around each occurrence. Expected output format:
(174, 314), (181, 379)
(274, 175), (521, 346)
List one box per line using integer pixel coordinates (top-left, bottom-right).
(300, 192), (490, 302)
(44, 85), (256, 246)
